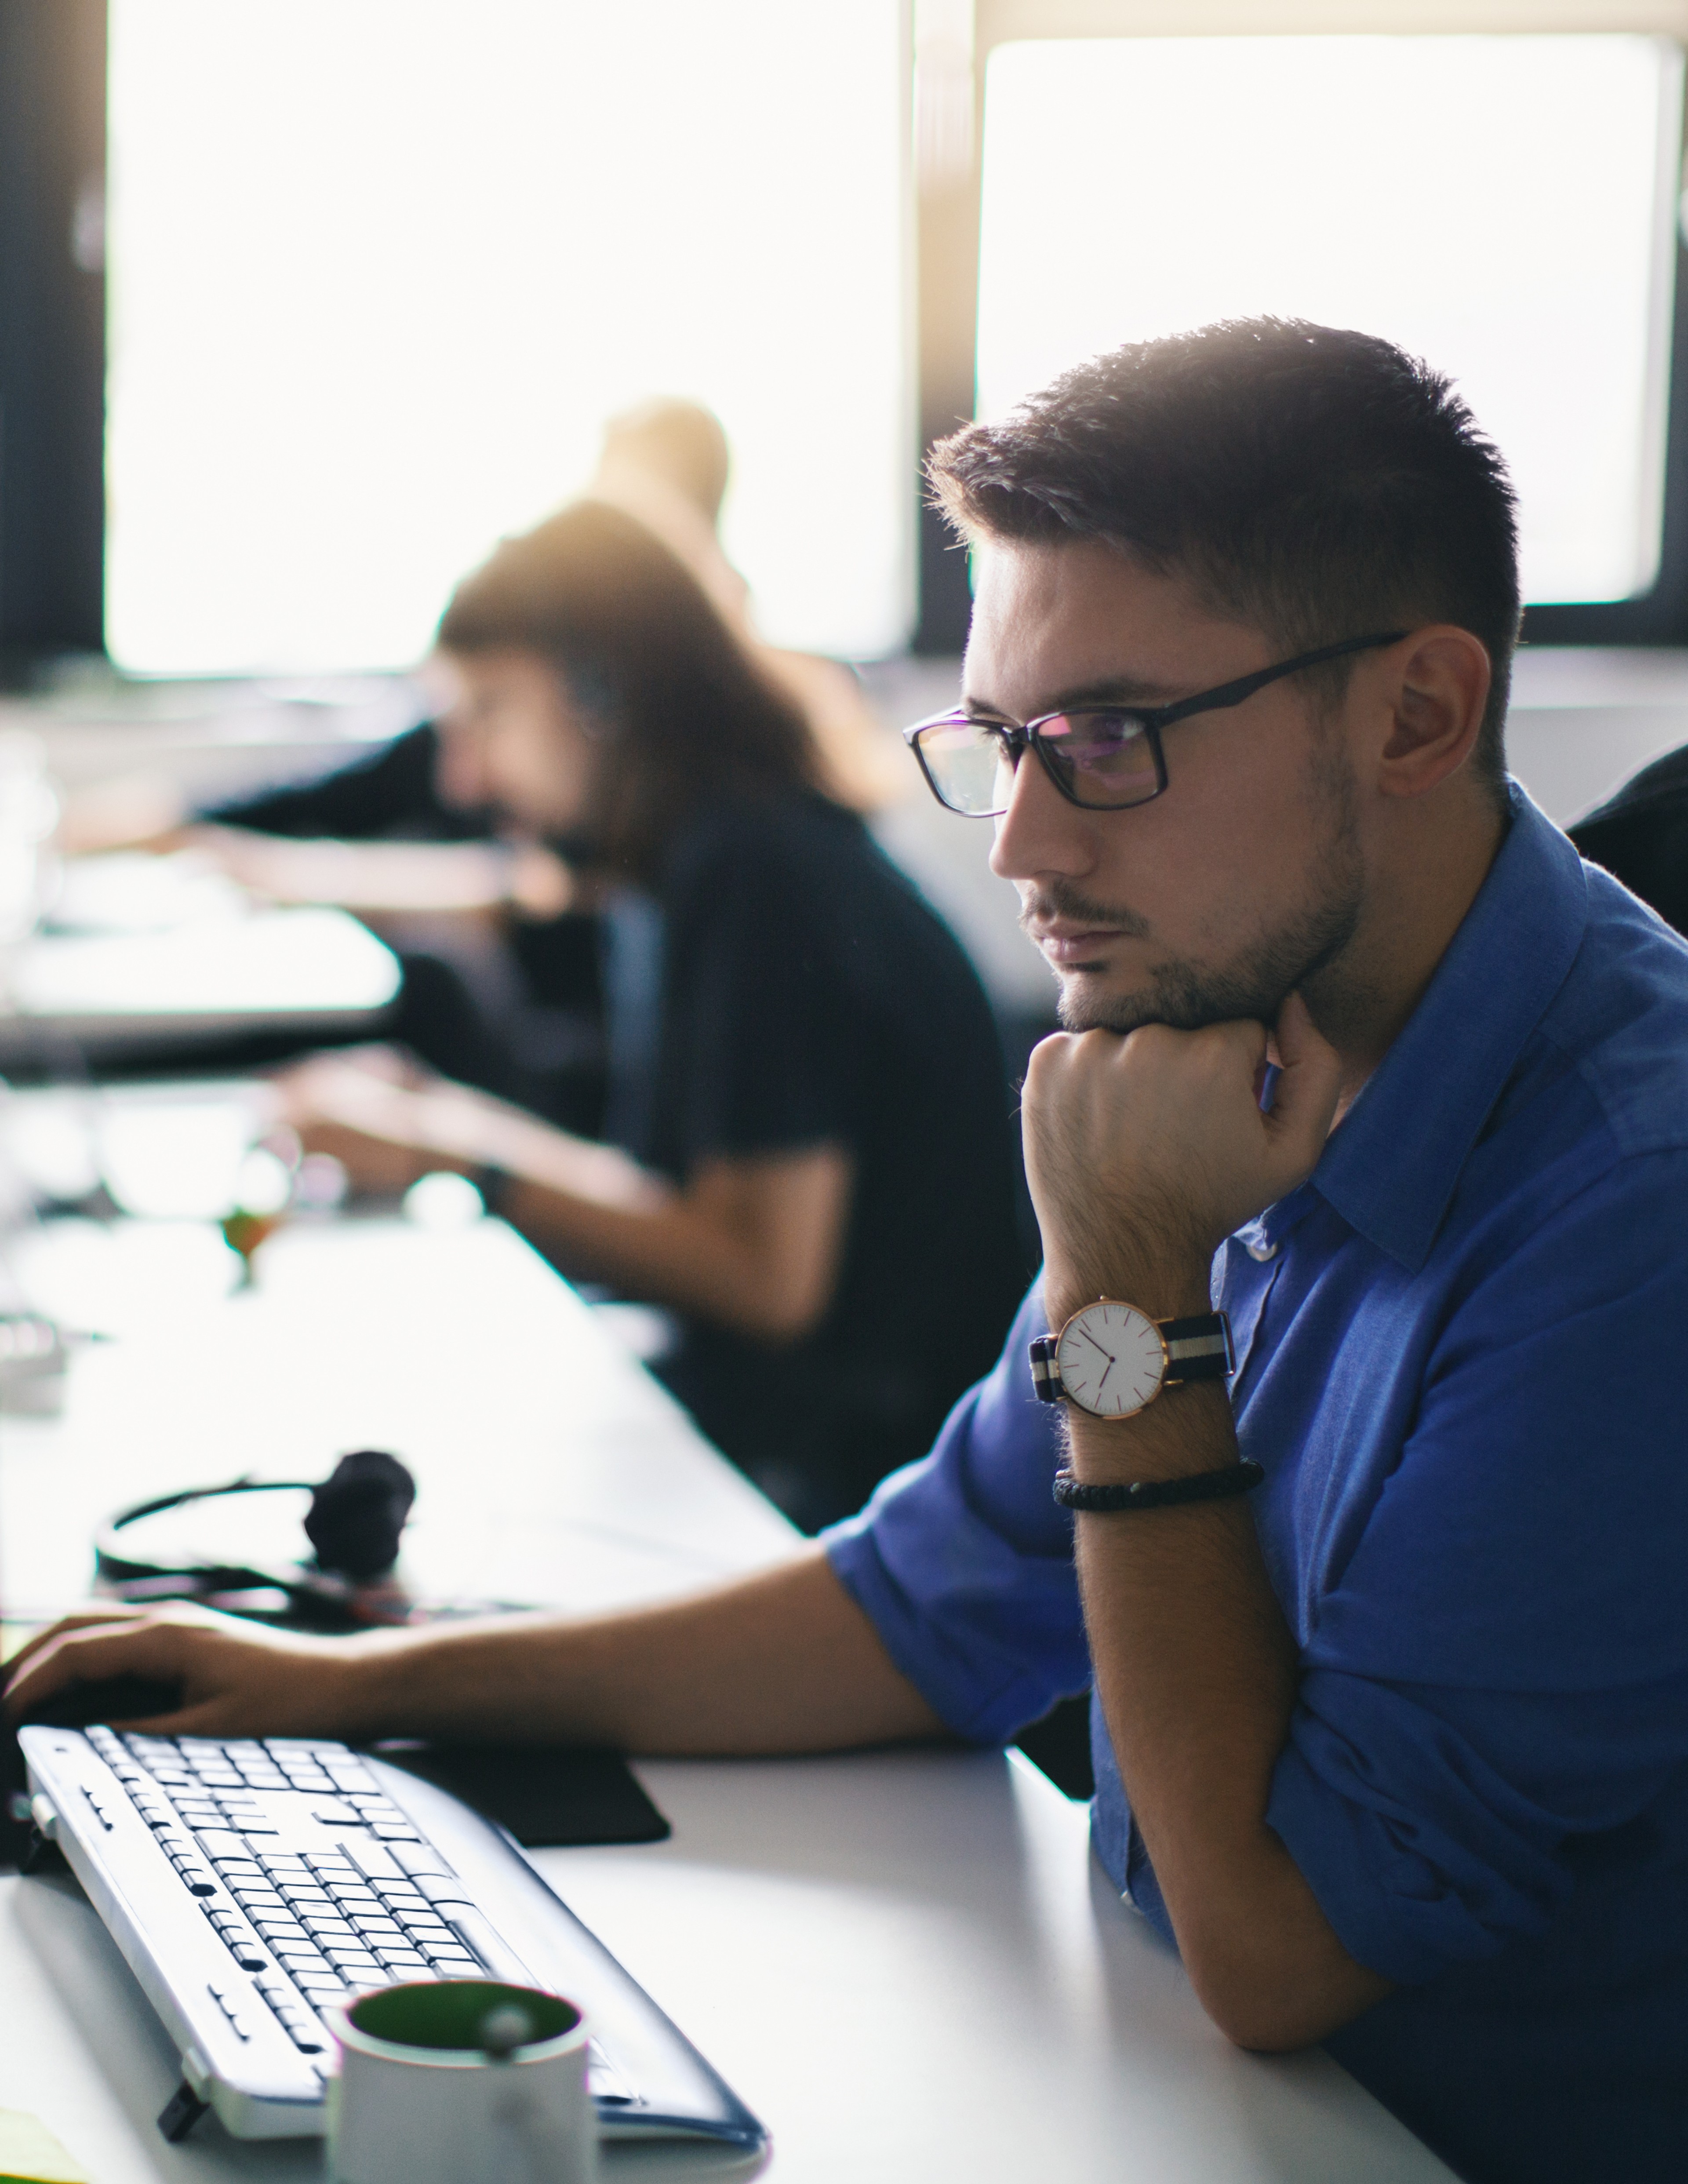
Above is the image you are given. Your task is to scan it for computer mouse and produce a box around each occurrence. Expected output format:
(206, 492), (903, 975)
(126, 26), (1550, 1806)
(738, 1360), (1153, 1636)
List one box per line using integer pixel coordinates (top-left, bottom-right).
(21, 1674), (185, 1730)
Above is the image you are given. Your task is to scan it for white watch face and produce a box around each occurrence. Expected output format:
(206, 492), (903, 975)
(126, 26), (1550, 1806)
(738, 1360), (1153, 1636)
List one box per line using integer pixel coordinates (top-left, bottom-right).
(1055, 1302), (1166, 1419)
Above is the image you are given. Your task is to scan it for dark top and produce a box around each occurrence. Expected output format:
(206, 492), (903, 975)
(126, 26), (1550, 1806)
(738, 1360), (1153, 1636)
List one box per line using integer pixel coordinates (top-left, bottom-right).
(635, 794), (1030, 1531)
(1569, 739), (1688, 935)
(201, 724), (479, 842)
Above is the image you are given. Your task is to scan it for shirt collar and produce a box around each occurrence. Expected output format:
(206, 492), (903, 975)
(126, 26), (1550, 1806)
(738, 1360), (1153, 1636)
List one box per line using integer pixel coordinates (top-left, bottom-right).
(1310, 783), (1588, 1272)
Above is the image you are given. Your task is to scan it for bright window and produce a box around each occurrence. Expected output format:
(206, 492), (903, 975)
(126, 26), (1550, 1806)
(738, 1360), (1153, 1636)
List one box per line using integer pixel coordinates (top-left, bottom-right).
(977, 35), (1683, 605)
(105, 0), (912, 675)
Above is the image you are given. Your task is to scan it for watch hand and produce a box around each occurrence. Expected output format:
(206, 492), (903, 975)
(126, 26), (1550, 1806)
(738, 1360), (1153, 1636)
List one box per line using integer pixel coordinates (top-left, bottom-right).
(1096, 1358), (1113, 1391)
(1074, 1326), (1117, 1365)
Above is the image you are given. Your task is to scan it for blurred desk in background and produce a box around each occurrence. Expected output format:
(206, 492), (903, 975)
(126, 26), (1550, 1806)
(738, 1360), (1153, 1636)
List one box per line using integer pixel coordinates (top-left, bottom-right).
(0, 1215), (799, 1625)
(0, 871), (398, 1070)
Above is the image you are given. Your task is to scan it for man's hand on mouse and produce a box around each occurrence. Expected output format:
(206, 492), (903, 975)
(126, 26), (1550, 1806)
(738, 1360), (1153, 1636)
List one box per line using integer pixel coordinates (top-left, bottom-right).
(1022, 992), (1345, 1324)
(3, 1602), (387, 1740)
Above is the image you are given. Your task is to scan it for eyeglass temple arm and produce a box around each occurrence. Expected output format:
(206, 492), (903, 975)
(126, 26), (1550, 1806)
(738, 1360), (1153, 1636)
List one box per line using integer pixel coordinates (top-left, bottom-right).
(1145, 630), (1410, 730)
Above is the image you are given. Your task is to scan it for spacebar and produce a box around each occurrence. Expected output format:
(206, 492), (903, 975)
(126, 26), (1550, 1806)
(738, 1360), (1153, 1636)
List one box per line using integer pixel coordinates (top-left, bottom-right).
(447, 1907), (535, 1987)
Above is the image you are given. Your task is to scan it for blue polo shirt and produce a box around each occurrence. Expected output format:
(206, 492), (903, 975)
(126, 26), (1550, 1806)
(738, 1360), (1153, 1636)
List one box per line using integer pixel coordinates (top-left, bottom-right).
(825, 787), (1688, 2184)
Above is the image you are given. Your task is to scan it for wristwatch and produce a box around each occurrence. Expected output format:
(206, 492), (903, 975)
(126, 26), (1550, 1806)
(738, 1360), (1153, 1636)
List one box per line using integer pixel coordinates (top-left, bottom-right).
(1030, 1300), (1234, 1420)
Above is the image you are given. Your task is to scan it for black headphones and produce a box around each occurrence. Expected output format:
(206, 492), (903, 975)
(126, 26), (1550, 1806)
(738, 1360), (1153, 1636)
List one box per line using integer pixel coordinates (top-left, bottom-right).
(95, 1449), (417, 1630)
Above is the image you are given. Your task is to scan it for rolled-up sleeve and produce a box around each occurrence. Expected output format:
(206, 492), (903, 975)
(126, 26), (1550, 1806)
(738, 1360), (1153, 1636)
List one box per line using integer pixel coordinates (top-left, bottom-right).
(822, 1284), (1090, 1743)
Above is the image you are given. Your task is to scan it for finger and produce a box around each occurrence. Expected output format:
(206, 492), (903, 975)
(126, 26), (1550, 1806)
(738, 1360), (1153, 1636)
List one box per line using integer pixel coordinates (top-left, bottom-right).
(1020, 1030), (1076, 1095)
(1266, 994), (1346, 1155)
(2, 1620), (187, 1722)
(3, 1608), (152, 1689)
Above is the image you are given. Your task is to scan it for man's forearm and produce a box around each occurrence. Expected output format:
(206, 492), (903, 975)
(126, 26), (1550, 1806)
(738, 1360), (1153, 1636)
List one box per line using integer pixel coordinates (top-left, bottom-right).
(1066, 1321), (1390, 2048)
(3, 1551), (945, 1759)
(347, 1550), (940, 1752)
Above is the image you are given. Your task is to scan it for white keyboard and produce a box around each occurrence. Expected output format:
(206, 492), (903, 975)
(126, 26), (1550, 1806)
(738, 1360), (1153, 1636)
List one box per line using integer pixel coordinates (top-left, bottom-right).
(21, 1723), (765, 2154)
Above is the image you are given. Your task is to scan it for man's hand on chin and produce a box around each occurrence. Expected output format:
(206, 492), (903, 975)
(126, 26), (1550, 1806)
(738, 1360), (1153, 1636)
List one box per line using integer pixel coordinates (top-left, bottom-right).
(1022, 992), (1345, 1319)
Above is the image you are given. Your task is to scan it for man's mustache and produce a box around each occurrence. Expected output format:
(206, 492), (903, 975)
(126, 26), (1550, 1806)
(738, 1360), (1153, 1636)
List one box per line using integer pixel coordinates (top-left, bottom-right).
(1018, 879), (1153, 941)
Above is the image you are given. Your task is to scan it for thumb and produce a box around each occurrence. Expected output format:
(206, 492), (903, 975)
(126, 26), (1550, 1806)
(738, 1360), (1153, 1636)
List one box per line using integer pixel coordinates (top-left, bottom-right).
(1266, 993), (1345, 1164)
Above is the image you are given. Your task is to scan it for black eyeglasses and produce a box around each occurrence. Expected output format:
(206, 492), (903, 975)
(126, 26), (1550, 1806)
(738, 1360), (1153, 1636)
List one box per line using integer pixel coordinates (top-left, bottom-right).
(902, 630), (1409, 817)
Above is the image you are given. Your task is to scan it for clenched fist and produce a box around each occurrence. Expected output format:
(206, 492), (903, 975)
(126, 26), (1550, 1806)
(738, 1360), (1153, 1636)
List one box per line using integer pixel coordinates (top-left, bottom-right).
(1022, 993), (1345, 1324)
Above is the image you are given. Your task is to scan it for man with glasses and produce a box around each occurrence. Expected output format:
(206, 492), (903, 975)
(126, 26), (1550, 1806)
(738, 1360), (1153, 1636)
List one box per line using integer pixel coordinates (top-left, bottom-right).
(11, 320), (1688, 2184)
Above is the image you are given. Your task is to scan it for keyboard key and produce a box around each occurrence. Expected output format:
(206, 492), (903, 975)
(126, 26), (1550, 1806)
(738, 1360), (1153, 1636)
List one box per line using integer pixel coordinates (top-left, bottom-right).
(416, 1875), (474, 1909)
(426, 1948), (480, 1973)
(176, 1866), (217, 1896)
(194, 1830), (249, 1859)
(342, 1834), (401, 1873)
(372, 1824), (421, 1842)
(393, 1844), (455, 1880)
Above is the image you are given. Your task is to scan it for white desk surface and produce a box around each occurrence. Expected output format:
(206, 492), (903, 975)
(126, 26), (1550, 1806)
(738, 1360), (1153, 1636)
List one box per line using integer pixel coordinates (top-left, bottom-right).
(0, 1216), (1455, 2182)
(0, 862), (399, 1061)
(0, 1216), (800, 1625)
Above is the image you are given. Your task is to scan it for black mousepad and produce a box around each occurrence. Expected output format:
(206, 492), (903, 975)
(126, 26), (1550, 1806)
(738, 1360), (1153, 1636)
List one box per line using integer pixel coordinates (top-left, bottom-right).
(368, 1740), (671, 1848)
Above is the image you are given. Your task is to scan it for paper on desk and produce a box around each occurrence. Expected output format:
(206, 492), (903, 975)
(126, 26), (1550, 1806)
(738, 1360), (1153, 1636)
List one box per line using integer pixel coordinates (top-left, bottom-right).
(0, 2110), (90, 2184)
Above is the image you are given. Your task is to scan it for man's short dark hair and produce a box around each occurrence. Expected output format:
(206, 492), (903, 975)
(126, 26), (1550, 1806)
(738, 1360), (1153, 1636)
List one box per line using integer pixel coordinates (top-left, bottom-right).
(930, 319), (1521, 799)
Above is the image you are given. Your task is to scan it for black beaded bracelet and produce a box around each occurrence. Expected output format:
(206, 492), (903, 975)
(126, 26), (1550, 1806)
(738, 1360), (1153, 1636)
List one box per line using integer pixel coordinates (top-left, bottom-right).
(1052, 1460), (1265, 1513)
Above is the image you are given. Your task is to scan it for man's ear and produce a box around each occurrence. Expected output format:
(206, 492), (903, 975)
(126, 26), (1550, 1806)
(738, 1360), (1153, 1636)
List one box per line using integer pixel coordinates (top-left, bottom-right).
(1375, 627), (1492, 800)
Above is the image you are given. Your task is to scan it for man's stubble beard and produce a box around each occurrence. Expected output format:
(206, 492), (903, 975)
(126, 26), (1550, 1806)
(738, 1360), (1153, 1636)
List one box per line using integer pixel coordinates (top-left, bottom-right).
(1037, 739), (1368, 1040)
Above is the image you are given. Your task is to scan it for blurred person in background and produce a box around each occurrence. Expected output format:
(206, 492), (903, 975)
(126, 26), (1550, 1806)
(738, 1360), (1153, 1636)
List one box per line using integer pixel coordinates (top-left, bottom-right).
(280, 499), (1028, 1531)
(58, 400), (904, 1137)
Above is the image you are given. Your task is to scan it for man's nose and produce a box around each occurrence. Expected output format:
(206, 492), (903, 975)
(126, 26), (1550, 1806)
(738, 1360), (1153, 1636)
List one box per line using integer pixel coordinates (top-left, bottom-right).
(989, 746), (1097, 882)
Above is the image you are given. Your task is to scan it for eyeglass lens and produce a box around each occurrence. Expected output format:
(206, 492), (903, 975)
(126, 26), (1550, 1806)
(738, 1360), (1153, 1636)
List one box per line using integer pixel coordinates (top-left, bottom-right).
(919, 712), (1160, 814)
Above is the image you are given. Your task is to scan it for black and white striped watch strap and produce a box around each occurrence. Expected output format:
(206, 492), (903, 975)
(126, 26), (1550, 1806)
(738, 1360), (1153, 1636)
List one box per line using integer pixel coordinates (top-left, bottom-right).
(1029, 1311), (1235, 1405)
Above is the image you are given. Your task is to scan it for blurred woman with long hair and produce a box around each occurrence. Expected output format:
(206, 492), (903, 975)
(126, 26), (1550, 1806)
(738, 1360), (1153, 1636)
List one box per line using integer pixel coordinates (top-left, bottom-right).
(288, 500), (1028, 1529)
